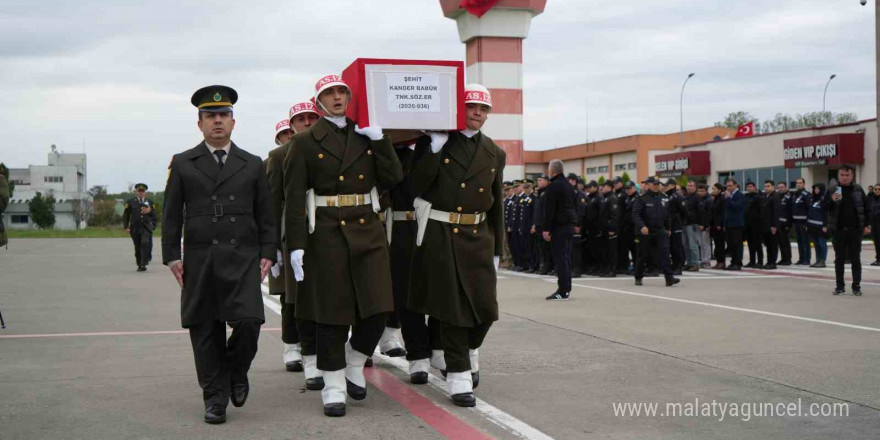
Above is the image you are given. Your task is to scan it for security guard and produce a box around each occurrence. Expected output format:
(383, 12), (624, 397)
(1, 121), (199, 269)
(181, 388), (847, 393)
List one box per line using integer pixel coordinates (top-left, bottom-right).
(598, 181), (621, 277)
(409, 84), (506, 408)
(791, 178), (812, 266)
(519, 179), (538, 272)
(633, 176), (679, 287)
(776, 182), (793, 266)
(663, 179), (687, 275)
(265, 102), (321, 380)
(583, 180), (601, 275)
(619, 181), (637, 274)
(284, 74), (403, 417)
(123, 183), (157, 271)
(534, 175), (553, 274)
(162, 85), (277, 424)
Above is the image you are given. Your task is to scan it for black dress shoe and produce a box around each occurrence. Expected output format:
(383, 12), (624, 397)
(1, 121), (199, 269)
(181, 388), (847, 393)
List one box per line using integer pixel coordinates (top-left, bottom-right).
(665, 277), (680, 287)
(382, 347), (407, 357)
(726, 265), (742, 271)
(745, 262), (756, 268)
(871, 261), (880, 266)
(137, 266), (146, 272)
(810, 261), (826, 268)
(451, 392), (476, 407)
(286, 360), (303, 372)
(673, 269), (683, 276)
(230, 382), (249, 408)
(346, 379), (366, 400)
(364, 357), (373, 367)
(853, 286), (863, 296)
(411, 372), (428, 384)
(763, 264), (777, 270)
(472, 371), (480, 389)
(204, 404), (227, 424)
(833, 287), (845, 295)
(324, 403), (346, 417)
(600, 272), (616, 278)
(634, 278), (643, 286)
(306, 377), (325, 390)
(778, 261), (791, 266)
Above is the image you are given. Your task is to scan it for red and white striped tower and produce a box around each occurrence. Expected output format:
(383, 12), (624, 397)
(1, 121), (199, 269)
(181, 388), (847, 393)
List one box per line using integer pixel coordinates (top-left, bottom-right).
(440, 0), (547, 181)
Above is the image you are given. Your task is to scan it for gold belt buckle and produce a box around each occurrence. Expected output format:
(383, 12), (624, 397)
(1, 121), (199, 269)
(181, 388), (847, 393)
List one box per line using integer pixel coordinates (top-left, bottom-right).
(448, 212), (462, 224)
(338, 194), (354, 206)
(326, 197), (337, 207)
(405, 211), (414, 221)
(378, 212), (386, 222)
(461, 214), (477, 225)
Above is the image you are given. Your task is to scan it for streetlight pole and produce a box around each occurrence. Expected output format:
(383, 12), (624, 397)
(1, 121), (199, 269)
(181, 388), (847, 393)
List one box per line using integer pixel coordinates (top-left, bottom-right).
(822, 74), (837, 122)
(680, 73), (695, 147)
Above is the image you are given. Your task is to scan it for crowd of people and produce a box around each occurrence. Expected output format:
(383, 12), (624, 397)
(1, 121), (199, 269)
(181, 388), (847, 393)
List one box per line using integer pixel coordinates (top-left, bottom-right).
(505, 162), (875, 298)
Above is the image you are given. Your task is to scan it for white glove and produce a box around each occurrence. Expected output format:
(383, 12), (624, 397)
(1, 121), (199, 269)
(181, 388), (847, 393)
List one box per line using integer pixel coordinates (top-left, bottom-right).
(424, 131), (449, 154)
(493, 256), (500, 272)
(270, 250), (283, 278)
(354, 124), (384, 141)
(290, 249), (305, 281)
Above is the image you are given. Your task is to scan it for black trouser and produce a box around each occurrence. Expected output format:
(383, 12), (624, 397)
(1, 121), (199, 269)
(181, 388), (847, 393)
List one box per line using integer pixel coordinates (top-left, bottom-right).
(315, 313), (386, 371)
(400, 309), (443, 361)
(580, 230), (593, 272)
(670, 229), (685, 270)
(279, 292), (299, 345)
(833, 227), (863, 289)
(712, 227), (727, 264)
(570, 234), (583, 276)
(538, 228), (553, 272)
(634, 231), (674, 280)
(726, 227), (744, 267)
(872, 221), (880, 261)
(776, 225), (792, 264)
(507, 230), (519, 267)
(551, 225), (574, 293)
(297, 319), (317, 356)
(441, 321), (492, 373)
(189, 318), (261, 408)
(604, 232), (618, 272)
(618, 229), (634, 271)
(763, 231), (778, 265)
(520, 230), (538, 270)
(746, 226), (763, 265)
(129, 227), (152, 267)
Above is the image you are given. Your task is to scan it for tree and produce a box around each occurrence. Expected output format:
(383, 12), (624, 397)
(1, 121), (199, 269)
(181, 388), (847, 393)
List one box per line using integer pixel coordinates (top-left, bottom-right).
(0, 163), (11, 198)
(597, 175), (606, 185)
(29, 192), (56, 229)
(621, 172), (631, 184)
(88, 185), (109, 200)
(717, 111), (859, 135)
(70, 198), (91, 229)
(715, 111), (760, 133)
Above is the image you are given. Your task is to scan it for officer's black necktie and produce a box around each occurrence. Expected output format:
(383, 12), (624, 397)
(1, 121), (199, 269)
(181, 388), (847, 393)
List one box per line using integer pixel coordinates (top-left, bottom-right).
(213, 150), (226, 169)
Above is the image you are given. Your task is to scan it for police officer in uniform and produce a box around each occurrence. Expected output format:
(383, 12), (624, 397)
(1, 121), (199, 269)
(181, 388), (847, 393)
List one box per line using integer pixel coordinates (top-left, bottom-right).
(633, 176), (679, 287)
(162, 85), (277, 424)
(534, 175), (553, 274)
(283, 75), (403, 417)
(266, 102), (321, 380)
(508, 181), (523, 270)
(760, 180), (782, 270)
(123, 183), (157, 271)
(519, 179), (538, 272)
(619, 181), (637, 274)
(663, 179), (687, 275)
(598, 181), (621, 277)
(776, 182), (793, 266)
(744, 182), (764, 268)
(409, 84), (505, 408)
(791, 178), (812, 266)
(583, 180), (601, 275)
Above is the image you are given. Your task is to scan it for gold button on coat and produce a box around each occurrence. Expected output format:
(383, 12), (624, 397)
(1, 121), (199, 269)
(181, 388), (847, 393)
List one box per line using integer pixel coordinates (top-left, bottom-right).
(456, 207), (462, 212)
(340, 220), (346, 226)
(479, 188), (485, 193)
(359, 219), (365, 224)
(460, 183), (466, 188)
(444, 158), (450, 164)
(318, 153), (324, 159)
(358, 174), (364, 180)
(339, 176), (344, 181)
(453, 228), (459, 234)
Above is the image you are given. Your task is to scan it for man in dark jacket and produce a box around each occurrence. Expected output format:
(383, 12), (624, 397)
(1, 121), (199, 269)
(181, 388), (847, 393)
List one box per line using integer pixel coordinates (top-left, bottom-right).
(698, 184), (713, 268)
(583, 180), (601, 275)
(744, 182), (764, 268)
(633, 176), (679, 287)
(760, 180), (782, 270)
(163, 85), (277, 424)
(664, 179), (687, 275)
(723, 178), (746, 270)
(519, 179), (538, 272)
(826, 165), (869, 295)
(123, 183), (158, 272)
(682, 180), (702, 271)
(534, 175), (553, 274)
(618, 182), (637, 274)
(791, 178), (812, 266)
(807, 183), (829, 268)
(710, 183), (727, 269)
(776, 182), (793, 265)
(544, 161), (578, 300)
(571, 179), (588, 278)
(869, 185), (880, 266)
(598, 181), (621, 277)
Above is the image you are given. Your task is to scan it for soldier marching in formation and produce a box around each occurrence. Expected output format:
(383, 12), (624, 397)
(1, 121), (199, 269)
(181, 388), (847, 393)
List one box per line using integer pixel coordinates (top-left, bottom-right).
(123, 183), (157, 271)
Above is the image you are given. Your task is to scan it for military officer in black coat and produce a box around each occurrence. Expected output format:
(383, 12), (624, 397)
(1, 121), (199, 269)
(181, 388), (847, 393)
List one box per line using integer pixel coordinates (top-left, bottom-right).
(598, 181), (621, 277)
(123, 183), (157, 271)
(633, 177), (679, 287)
(162, 86), (277, 424)
(519, 179), (538, 272)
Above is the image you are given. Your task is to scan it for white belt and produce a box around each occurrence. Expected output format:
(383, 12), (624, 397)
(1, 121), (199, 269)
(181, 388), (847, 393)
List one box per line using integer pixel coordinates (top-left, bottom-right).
(383, 210), (417, 246)
(307, 187), (380, 234)
(427, 210), (486, 225)
(393, 211), (416, 221)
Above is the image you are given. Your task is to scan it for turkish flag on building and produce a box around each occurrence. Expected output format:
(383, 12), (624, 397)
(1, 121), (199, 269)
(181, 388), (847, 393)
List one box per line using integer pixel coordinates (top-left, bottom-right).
(736, 121), (754, 138)
(460, 0), (501, 18)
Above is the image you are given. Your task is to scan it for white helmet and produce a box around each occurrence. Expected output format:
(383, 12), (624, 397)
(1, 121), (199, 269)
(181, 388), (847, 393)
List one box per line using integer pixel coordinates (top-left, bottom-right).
(464, 83), (492, 108)
(289, 101), (320, 121)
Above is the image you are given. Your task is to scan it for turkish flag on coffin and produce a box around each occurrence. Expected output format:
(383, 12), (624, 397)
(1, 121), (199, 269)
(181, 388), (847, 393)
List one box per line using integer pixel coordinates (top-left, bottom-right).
(736, 121), (755, 138)
(460, 0), (501, 17)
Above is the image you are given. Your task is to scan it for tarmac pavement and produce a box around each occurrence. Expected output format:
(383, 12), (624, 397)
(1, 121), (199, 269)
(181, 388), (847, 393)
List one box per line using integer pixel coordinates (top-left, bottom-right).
(2, 238), (879, 439)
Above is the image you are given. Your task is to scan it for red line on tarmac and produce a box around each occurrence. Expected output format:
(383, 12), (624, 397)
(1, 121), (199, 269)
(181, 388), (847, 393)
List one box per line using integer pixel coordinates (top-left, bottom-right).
(0, 327), (281, 339)
(364, 367), (493, 440)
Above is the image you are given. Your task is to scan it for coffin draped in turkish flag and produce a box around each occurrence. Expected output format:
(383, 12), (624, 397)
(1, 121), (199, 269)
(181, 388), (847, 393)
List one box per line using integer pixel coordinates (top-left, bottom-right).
(736, 121), (755, 138)
(460, 0), (501, 18)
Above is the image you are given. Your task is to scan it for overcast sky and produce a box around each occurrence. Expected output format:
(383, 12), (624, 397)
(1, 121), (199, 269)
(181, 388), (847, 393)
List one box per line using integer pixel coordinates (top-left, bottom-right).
(1, 0), (875, 192)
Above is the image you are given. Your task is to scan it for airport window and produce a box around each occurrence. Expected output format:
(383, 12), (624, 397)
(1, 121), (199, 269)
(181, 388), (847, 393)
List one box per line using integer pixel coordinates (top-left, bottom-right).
(11, 215), (28, 224)
(719, 167), (807, 187)
(627, 162), (637, 170)
(597, 166), (609, 173)
(43, 176), (63, 183)
(586, 167), (598, 174)
(614, 164), (627, 171)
